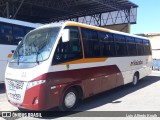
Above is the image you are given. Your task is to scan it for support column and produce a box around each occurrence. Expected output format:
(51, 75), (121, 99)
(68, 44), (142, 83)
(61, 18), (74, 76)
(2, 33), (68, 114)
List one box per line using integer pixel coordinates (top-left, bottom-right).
(6, 2), (9, 18)
(127, 9), (131, 33)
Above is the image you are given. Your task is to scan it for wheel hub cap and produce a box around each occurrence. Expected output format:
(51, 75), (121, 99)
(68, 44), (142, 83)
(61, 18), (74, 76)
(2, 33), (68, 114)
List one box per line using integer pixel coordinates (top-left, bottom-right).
(64, 92), (76, 108)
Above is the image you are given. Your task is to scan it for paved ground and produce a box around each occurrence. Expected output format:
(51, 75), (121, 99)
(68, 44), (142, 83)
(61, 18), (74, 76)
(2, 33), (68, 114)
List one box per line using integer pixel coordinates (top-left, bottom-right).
(0, 71), (160, 120)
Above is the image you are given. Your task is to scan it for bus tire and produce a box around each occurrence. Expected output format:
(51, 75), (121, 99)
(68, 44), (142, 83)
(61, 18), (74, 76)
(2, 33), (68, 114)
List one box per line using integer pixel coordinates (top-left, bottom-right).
(59, 88), (78, 111)
(132, 73), (139, 86)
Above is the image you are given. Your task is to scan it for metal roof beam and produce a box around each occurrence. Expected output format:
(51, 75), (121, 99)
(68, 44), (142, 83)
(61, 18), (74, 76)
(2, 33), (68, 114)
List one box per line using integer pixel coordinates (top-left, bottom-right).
(91, 0), (120, 11)
(0, 0), (138, 25)
(12, 0), (25, 19)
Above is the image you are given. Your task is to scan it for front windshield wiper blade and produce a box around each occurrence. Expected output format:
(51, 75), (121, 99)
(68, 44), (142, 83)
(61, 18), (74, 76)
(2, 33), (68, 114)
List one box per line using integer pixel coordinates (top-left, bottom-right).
(32, 42), (43, 65)
(16, 50), (20, 65)
(32, 42), (39, 64)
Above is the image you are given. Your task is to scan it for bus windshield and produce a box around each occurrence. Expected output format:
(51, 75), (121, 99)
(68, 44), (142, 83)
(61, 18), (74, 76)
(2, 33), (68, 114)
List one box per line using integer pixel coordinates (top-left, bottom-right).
(10, 27), (60, 64)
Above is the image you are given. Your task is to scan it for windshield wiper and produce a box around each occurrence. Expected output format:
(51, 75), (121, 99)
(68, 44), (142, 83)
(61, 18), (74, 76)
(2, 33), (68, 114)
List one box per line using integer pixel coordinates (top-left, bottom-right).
(32, 42), (39, 64)
(32, 42), (43, 65)
(16, 50), (20, 65)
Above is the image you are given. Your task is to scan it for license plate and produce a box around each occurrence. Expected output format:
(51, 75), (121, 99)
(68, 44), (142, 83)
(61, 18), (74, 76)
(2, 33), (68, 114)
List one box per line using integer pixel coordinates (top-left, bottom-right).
(8, 91), (21, 100)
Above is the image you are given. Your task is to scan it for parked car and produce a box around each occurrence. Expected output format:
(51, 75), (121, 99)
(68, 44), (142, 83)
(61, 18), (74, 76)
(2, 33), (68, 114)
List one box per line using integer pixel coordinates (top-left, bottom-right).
(152, 59), (160, 71)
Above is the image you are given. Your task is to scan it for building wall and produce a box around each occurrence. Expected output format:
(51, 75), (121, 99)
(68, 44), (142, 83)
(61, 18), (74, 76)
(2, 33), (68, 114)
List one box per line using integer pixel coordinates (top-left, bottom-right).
(105, 24), (130, 33)
(152, 50), (160, 59)
(137, 33), (160, 59)
(148, 35), (160, 50)
(148, 35), (160, 59)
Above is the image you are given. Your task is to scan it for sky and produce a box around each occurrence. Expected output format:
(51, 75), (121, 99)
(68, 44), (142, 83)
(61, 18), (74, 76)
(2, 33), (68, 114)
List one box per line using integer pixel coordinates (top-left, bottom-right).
(130, 0), (160, 34)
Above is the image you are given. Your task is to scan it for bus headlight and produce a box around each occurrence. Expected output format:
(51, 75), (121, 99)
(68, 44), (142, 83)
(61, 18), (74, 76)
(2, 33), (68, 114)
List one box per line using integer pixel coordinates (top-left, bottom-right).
(26, 80), (46, 89)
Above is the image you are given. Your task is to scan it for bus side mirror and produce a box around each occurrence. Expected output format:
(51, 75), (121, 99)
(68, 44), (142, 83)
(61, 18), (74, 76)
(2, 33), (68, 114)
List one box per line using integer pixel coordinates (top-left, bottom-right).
(62, 29), (70, 42)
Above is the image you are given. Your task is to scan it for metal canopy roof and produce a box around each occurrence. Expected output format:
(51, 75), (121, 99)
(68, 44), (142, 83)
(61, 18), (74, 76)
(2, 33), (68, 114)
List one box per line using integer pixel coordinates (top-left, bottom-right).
(0, 0), (138, 24)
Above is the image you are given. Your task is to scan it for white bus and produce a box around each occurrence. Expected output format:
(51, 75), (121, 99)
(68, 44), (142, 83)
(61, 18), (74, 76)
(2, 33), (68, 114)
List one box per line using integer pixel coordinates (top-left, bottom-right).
(0, 17), (42, 82)
(5, 21), (152, 111)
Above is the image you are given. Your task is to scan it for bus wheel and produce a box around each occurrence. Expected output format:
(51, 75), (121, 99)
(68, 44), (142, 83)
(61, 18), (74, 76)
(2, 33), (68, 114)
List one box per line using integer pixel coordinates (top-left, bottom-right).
(59, 88), (78, 111)
(132, 73), (138, 86)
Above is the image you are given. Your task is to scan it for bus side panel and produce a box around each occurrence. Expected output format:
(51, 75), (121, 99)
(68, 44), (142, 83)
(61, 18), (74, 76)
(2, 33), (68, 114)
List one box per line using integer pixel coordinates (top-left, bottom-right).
(48, 65), (124, 99)
(116, 71), (124, 87)
(0, 44), (16, 82)
(101, 65), (123, 92)
(0, 61), (8, 82)
(46, 66), (104, 98)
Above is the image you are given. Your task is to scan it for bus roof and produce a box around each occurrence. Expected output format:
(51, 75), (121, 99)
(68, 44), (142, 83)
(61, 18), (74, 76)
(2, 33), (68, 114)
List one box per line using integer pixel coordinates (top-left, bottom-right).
(65, 21), (149, 40)
(0, 17), (42, 28)
(37, 22), (64, 29)
(36, 21), (149, 40)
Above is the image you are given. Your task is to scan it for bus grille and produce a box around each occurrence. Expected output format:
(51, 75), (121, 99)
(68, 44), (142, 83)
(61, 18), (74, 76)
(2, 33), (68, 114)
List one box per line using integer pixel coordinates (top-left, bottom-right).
(7, 79), (24, 90)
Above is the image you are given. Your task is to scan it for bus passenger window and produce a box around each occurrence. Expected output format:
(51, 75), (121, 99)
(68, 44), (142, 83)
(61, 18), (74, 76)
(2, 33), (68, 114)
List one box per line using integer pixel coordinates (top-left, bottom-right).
(0, 24), (13, 45)
(114, 34), (127, 57)
(126, 36), (137, 56)
(25, 28), (33, 34)
(143, 40), (151, 55)
(81, 28), (100, 58)
(136, 38), (144, 56)
(13, 26), (25, 45)
(52, 26), (82, 65)
(98, 31), (115, 57)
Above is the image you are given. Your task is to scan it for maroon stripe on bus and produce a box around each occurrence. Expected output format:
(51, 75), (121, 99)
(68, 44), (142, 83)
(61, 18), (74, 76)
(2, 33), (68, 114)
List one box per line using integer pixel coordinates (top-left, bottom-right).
(44, 65), (124, 97)
(25, 65), (124, 110)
